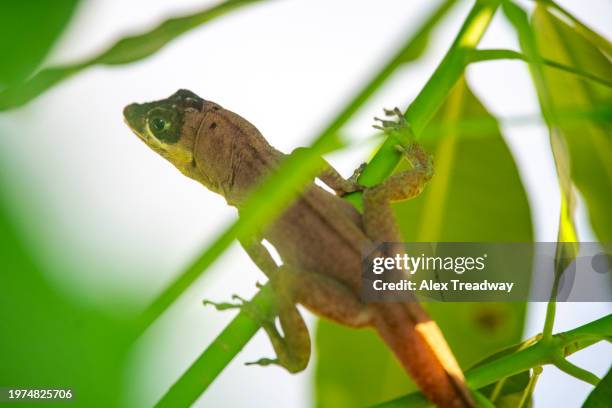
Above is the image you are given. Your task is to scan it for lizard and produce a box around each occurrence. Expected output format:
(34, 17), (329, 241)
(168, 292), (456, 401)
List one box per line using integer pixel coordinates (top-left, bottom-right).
(123, 89), (475, 407)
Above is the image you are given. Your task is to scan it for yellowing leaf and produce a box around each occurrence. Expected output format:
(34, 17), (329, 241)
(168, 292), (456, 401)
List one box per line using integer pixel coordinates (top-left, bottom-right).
(532, 5), (612, 243)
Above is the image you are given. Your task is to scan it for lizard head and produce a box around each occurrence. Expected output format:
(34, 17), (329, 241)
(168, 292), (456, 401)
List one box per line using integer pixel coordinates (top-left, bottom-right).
(124, 89), (280, 205)
(123, 89), (207, 176)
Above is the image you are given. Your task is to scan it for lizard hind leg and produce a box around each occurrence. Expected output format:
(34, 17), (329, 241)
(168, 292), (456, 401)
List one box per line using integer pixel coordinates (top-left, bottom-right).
(203, 283), (310, 374)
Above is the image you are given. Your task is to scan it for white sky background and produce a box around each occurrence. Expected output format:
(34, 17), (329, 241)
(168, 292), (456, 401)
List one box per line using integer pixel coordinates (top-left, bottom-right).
(0, 0), (610, 407)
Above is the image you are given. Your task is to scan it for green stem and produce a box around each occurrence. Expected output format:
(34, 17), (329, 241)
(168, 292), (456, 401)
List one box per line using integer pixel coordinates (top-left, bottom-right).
(487, 376), (507, 402)
(542, 288), (557, 341)
(155, 285), (275, 407)
(517, 366), (542, 408)
(553, 357), (600, 386)
(489, 334), (540, 402)
(372, 314), (612, 408)
(472, 390), (495, 408)
(347, 0), (500, 200)
(469, 49), (612, 88)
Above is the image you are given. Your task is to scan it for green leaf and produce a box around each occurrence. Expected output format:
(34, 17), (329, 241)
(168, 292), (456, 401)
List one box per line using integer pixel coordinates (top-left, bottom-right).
(582, 366), (612, 408)
(0, 0), (79, 86)
(0, 182), (131, 406)
(315, 78), (532, 407)
(502, 0), (578, 341)
(531, 4), (612, 243)
(0, 0), (263, 111)
(536, 0), (612, 58)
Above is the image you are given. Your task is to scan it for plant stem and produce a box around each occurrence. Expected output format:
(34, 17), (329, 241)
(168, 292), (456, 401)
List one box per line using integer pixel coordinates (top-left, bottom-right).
(346, 0), (500, 205)
(472, 390), (495, 408)
(553, 357), (600, 386)
(469, 49), (612, 87)
(372, 314), (612, 408)
(489, 334), (540, 402)
(542, 288), (557, 341)
(517, 366), (542, 408)
(155, 285), (275, 408)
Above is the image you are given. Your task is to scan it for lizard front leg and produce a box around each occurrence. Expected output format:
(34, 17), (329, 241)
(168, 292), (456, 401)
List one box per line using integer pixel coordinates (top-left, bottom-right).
(291, 147), (364, 196)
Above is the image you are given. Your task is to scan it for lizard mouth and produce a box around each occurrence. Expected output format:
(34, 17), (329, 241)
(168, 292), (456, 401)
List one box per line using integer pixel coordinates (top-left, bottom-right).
(123, 103), (147, 137)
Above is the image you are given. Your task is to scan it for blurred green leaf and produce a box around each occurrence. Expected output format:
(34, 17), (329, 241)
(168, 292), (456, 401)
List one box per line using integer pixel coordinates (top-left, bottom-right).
(395, 0), (458, 64)
(0, 187), (132, 406)
(582, 366), (612, 408)
(531, 4), (612, 243)
(0, 0), (264, 111)
(535, 0), (612, 58)
(502, 0), (578, 342)
(315, 78), (532, 407)
(0, 0), (79, 86)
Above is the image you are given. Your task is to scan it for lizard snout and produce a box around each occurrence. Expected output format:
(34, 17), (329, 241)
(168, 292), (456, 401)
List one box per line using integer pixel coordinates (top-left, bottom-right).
(123, 103), (146, 134)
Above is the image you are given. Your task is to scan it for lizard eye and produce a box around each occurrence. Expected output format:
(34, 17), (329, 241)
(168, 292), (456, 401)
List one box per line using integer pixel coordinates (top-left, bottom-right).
(151, 117), (167, 131)
(146, 108), (180, 143)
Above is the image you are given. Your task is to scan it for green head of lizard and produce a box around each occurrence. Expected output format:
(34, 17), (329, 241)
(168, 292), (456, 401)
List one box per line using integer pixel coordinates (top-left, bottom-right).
(123, 89), (204, 175)
(124, 89), (282, 205)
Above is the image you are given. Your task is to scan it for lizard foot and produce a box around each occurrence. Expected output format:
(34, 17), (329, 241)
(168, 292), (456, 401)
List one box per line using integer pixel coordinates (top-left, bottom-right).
(336, 169), (366, 197)
(394, 143), (433, 177)
(202, 294), (246, 311)
(373, 107), (415, 142)
(207, 292), (278, 322)
(203, 294), (273, 325)
(244, 357), (279, 367)
(347, 162), (367, 186)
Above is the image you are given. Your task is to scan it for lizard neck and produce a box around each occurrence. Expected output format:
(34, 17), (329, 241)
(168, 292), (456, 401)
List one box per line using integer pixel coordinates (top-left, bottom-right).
(224, 145), (284, 208)
(191, 105), (285, 207)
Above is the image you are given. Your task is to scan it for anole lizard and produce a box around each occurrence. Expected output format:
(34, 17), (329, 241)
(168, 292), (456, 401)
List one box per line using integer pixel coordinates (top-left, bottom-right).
(124, 90), (474, 407)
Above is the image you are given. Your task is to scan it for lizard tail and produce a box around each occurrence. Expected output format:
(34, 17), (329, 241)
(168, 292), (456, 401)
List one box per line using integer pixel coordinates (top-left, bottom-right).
(373, 302), (475, 408)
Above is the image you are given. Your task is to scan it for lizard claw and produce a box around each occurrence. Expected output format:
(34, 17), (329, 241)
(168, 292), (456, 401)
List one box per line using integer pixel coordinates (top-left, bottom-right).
(203, 297), (244, 311)
(394, 143), (433, 176)
(245, 357), (279, 367)
(383, 107), (404, 118)
(345, 162), (367, 190)
(373, 107), (414, 142)
(336, 163), (367, 197)
(203, 293), (252, 312)
(204, 293), (278, 330)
